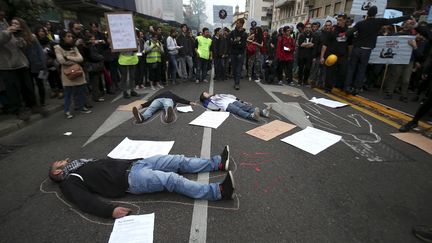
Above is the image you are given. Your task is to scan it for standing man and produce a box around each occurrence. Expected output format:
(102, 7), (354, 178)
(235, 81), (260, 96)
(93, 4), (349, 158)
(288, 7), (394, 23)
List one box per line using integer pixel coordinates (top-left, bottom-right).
(320, 14), (351, 93)
(212, 28), (226, 81)
(166, 28), (181, 85)
(297, 23), (315, 86)
(228, 18), (248, 90)
(345, 6), (416, 95)
(195, 27), (212, 84)
(176, 24), (194, 81)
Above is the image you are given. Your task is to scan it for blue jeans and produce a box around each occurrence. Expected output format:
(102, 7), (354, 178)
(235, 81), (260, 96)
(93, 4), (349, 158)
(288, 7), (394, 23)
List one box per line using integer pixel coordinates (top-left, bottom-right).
(226, 101), (255, 119)
(196, 57), (208, 82)
(168, 54), (178, 84)
(345, 47), (372, 89)
(127, 154), (222, 200)
(141, 98), (173, 120)
(231, 53), (244, 85)
(63, 84), (87, 113)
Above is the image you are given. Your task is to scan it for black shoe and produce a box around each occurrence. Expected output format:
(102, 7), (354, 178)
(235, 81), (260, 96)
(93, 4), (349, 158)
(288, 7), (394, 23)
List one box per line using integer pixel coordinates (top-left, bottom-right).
(123, 91), (130, 98)
(399, 121), (418, 132)
(165, 106), (175, 123)
(234, 84), (239, 90)
(132, 107), (144, 123)
(220, 171), (235, 200)
(399, 96), (408, 103)
(220, 145), (230, 171)
(130, 90), (138, 97)
(384, 93), (393, 99)
(413, 225), (432, 242)
(17, 111), (30, 121)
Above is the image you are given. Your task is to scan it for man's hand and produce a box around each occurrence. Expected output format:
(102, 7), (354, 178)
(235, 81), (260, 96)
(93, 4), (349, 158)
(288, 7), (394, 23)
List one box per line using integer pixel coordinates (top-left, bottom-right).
(320, 57), (325, 65)
(408, 39), (417, 49)
(112, 207), (131, 218)
(6, 25), (18, 33)
(190, 101), (197, 106)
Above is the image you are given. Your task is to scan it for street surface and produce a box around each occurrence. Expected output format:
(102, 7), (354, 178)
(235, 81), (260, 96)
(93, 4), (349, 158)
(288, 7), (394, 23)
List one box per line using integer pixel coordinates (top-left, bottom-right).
(0, 74), (431, 242)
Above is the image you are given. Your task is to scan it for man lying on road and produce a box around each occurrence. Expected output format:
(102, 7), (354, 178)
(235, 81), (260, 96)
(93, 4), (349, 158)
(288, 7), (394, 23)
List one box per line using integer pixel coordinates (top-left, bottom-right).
(199, 91), (271, 121)
(48, 146), (233, 218)
(132, 90), (197, 123)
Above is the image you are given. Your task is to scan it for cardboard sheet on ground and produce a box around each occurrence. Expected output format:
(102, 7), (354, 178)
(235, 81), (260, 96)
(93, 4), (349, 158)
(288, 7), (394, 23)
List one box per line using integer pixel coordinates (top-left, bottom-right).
(108, 213), (154, 243)
(281, 126), (342, 155)
(310, 97), (348, 108)
(117, 100), (145, 111)
(176, 105), (193, 113)
(391, 133), (432, 155)
(246, 120), (296, 141)
(189, 111), (230, 129)
(282, 91), (301, 97)
(108, 137), (174, 159)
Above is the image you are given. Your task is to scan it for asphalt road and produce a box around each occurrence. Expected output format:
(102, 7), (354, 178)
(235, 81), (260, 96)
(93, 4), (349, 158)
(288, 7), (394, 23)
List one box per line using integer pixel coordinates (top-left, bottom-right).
(0, 75), (431, 243)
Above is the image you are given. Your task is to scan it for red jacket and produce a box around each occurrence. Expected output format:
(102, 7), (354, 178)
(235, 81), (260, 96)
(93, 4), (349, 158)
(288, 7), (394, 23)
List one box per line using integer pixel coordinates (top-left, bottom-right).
(276, 35), (295, 61)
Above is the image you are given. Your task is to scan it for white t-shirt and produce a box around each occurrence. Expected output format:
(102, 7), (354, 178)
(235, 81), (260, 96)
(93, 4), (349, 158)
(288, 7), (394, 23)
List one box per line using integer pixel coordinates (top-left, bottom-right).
(209, 94), (237, 111)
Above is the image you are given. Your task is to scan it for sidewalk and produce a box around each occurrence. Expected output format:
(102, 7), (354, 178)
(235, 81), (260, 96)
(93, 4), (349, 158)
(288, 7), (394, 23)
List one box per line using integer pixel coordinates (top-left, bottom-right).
(314, 86), (432, 131)
(0, 97), (64, 137)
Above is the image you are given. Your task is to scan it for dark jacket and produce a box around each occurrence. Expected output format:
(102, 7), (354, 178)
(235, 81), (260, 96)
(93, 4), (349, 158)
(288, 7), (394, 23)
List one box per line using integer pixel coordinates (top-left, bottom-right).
(212, 35), (227, 58)
(349, 16), (410, 48)
(24, 38), (46, 74)
(59, 158), (134, 218)
(141, 91), (191, 108)
(176, 32), (194, 56)
(228, 28), (248, 55)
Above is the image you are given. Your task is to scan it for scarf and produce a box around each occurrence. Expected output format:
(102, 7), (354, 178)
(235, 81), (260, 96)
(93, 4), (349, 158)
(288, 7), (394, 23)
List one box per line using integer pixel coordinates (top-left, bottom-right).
(62, 159), (95, 178)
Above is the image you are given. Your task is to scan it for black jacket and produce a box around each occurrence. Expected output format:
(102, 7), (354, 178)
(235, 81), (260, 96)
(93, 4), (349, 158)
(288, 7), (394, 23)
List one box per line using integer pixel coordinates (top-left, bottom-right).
(228, 28), (248, 55)
(141, 91), (191, 108)
(59, 158), (134, 218)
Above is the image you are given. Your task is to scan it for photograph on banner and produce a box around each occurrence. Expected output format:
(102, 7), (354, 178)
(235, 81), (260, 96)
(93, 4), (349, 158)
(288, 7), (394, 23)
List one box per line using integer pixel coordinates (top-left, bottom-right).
(383, 9), (403, 26)
(105, 12), (138, 52)
(369, 35), (415, 65)
(350, 0), (387, 16)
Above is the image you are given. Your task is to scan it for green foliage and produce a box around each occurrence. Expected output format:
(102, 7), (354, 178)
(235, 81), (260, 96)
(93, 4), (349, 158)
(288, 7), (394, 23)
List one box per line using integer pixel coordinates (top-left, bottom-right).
(2, 0), (55, 24)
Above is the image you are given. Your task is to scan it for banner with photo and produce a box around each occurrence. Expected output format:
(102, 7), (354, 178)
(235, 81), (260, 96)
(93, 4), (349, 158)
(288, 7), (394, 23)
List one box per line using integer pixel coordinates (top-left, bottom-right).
(369, 36), (415, 65)
(350, 0), (387, 16)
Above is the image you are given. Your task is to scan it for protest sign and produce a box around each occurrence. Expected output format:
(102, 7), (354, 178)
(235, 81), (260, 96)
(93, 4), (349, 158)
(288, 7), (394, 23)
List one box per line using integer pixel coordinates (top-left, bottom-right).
(383, 9), (403, 26)
(369, 36), (415, 65)
(105, 12), (137, 52)
(350, 0), (387, 16)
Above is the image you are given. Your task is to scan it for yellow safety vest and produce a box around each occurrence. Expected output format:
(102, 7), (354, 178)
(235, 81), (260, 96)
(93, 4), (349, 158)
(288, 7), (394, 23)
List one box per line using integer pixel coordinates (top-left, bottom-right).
(118, 52), (138, 65)
(146, 42), (162, 64)
(196, 36), (212, 60)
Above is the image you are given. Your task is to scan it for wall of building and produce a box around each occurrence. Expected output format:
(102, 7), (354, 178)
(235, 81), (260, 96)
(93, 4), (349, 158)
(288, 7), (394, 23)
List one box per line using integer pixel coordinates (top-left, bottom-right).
(248, 0), (274, 27)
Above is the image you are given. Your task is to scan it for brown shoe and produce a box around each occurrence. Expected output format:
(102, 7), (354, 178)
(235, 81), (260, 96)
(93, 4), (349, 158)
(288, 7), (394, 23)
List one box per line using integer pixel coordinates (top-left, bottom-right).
(165, 106), (175, 123)
(132, 107), (144, 123)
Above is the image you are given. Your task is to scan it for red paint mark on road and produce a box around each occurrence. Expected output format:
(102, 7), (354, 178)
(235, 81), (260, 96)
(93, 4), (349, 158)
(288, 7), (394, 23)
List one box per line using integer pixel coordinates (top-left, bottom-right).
(255, 167), (261, 172)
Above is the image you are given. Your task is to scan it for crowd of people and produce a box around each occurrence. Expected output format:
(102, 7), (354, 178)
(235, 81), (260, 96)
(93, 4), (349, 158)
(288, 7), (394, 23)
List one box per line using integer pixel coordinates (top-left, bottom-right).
(0, 6), (431, 125)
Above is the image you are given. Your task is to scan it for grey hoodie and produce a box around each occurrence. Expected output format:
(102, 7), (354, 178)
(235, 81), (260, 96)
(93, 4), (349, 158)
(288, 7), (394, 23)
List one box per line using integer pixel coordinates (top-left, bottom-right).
(0, 19), (29, 70)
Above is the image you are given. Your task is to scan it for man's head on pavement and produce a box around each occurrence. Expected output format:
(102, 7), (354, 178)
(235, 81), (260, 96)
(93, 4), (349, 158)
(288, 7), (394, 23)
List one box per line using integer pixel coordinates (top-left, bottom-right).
(200, 91), (212, 102)
(49, 159), (70, 182)
(367, 6), (378, 17)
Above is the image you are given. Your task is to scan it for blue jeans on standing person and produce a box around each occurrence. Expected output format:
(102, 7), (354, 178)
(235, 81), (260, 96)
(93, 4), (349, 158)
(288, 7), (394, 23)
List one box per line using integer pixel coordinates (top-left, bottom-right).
(141, 98), (173, 120)
(231, 53), (244, 85)
(63, 84), (87, 113)
(226, 101), (255, 119)
(345, 47), (373, 90)
(196, 57), (208, 82)
(127, 154), (222, 200)
(168, 54), (178, 84)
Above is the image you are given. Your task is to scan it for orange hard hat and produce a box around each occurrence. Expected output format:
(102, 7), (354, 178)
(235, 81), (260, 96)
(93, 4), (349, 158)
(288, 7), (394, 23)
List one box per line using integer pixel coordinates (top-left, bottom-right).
(325, 54), (338, 66)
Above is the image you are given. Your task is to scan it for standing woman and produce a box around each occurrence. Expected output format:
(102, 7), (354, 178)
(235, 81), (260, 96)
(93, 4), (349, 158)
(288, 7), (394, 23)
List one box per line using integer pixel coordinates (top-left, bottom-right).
(11, 18), (46, 107)
(166, 27), (181, 85)
(54, 30), (91, 118)
(144, 33), (165, 90)
(276, 26), (295, 85)
(247, 26), (263, 82)
(35, 26), (63, 99)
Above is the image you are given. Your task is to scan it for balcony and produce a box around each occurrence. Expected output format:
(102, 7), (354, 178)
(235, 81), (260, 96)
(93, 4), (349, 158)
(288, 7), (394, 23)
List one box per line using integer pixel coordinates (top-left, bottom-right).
(274, 0), (295, 8)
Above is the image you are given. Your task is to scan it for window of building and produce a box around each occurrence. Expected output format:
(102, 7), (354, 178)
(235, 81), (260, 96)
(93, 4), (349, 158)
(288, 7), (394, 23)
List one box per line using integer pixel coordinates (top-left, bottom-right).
(334, 2), (341, 14)
(324, 4), (331, 15)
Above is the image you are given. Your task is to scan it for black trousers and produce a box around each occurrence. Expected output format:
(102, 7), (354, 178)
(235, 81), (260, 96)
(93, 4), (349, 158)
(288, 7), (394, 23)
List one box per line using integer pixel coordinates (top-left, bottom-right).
(297, 56), (313, 84)
(277, 60), (293, 84)
(0, 68), (36, 113)
(324, 57), (348, 91)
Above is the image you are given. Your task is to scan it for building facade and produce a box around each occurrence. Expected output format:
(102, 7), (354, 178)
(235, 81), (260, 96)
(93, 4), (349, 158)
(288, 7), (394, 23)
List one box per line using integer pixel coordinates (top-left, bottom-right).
(232, 4), (249, 28)
(246, 0), (274, 28)
(272, 0), (308, 30)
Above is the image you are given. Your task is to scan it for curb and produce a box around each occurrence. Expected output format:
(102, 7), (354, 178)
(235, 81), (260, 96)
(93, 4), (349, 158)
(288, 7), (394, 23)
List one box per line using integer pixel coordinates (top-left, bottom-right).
(314, 88), (432, 130)
(0, 104), (63, 137)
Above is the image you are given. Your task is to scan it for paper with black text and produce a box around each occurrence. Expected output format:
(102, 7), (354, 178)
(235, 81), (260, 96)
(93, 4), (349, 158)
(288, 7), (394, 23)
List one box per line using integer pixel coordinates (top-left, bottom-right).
(108, 213), (155, 243)
(108, 137), (174, 159)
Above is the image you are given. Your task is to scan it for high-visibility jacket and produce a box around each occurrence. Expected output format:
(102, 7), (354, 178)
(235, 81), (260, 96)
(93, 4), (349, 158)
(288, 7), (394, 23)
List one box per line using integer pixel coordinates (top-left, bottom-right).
(196, 36), (212, 60)
(145, 42), (162, 64)
(118, 52), (138, 65)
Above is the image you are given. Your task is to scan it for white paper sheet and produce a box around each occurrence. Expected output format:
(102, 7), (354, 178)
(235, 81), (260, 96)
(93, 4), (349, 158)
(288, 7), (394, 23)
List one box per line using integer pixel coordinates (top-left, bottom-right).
(281, 127), (342, 155)
(189, 111), (230, 129)
(108, 137), (174, 159)
(108, 213), (155, 243)
(176, 106), (193, 113)
(310, 97), (348, 108)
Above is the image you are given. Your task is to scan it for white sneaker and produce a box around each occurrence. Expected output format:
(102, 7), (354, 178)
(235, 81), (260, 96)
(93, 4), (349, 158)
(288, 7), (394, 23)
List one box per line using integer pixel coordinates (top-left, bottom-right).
(278, 80), (283, 85)
(255, 79), (260, 83)
(248, 77), (252, 81)
(65, 112), (73, 119)
(150, 84), (156, 90)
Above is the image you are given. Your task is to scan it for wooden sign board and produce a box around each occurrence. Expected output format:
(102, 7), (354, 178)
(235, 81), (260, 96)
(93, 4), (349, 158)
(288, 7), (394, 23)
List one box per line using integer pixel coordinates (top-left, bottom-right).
(105, 12), (137, 52)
